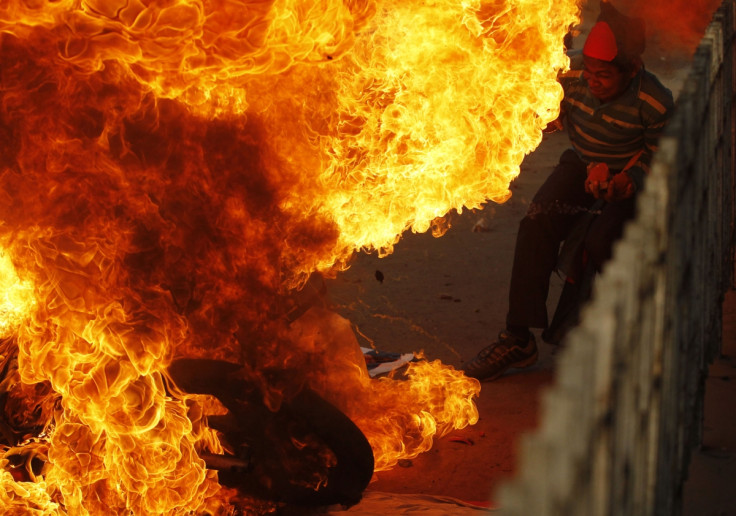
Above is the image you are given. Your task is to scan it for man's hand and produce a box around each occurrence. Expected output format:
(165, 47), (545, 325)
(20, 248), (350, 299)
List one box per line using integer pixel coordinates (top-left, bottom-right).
(584, 162), (611, 199)
(604, 171), (636, 201)
(543, 118), (564, 134)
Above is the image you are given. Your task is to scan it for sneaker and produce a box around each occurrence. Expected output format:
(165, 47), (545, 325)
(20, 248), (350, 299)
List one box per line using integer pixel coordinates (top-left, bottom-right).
(462, 330), (538, 381)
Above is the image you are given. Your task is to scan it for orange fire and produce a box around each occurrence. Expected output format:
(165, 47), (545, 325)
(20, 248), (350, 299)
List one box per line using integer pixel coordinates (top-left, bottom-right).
(0, 0), (579, 513)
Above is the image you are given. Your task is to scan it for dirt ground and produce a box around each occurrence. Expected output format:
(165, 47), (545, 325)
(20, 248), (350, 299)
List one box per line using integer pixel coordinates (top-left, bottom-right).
(316, 3), (736, 513)
(324, 129), (566, 507)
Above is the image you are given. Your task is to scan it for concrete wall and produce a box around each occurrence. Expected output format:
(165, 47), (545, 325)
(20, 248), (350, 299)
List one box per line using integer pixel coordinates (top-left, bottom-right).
(496, 2), (736, 515)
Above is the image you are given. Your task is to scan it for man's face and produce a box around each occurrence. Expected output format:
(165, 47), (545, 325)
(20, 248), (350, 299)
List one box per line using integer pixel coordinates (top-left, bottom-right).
(582, 55), (633, 102)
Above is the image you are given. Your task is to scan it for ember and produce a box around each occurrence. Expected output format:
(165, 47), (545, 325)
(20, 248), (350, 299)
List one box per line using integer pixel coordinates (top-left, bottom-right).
(0, 0), (578, 513)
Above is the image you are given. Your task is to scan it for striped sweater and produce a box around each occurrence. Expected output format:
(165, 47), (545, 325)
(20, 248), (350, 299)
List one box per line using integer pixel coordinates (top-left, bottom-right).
(560, 60), (675, 190)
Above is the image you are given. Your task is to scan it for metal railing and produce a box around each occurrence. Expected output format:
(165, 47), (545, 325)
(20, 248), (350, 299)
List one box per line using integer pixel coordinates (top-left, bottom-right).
(496, 2), (736, 515)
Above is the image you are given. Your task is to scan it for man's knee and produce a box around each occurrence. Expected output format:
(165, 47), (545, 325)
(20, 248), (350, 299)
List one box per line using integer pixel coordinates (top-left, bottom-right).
(517, 212), (548, 240)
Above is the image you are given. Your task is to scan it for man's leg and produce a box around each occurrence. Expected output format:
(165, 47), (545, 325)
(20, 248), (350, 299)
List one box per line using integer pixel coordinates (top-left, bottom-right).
(507, 150), (595, 331)
(584, 196), (638, 271)
(463, 150), (595, 380)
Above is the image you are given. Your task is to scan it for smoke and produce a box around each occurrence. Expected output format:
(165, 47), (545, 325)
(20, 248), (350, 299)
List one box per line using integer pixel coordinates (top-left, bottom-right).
(614, 0), (723, 56)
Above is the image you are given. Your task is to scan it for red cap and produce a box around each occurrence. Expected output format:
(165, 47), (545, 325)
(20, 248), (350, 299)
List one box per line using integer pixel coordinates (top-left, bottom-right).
(583, 21), (618, 61)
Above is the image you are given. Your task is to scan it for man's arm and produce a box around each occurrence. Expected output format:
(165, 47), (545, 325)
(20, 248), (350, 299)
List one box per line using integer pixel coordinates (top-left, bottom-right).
(625, 78), (676, 191)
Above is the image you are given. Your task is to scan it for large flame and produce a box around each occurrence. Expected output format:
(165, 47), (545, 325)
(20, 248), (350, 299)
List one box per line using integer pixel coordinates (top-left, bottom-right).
(0, 0), (579, 513)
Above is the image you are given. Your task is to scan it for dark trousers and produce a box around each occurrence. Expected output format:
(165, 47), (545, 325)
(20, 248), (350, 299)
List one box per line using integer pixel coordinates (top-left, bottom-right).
(506, 149), (637, 329)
